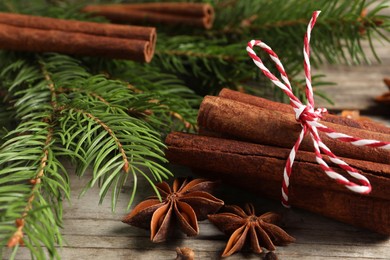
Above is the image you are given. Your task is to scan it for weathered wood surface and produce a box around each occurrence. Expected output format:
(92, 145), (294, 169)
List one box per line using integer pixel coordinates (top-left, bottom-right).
(3, 14), (390, 260)
(315, 41), (389, 115)
(5, 163), (390, 260)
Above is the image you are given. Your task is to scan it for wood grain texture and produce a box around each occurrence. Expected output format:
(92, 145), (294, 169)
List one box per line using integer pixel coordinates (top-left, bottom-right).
(3, 162), (390, 259)
(315, 40), (390, 115)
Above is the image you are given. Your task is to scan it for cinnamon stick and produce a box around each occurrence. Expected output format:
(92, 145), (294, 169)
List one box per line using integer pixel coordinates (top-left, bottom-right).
(82, 2), (215, 29)
(165, 132), (390, 235)
(0, 23), (153, 62)
(101, 2), (214, 17)
(198, 96), (390, 164)
(0, 12), (156, 62)
(219, 88), (390, 135)
(0, 12), (156, 43)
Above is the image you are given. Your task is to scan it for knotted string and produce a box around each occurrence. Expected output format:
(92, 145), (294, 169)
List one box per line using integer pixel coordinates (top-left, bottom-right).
(246, 11), (390, 207)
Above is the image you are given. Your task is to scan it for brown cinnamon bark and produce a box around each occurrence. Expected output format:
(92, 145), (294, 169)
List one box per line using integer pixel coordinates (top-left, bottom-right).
(82, 2), (214, 29)
(198, 96), (390, 164)
(165, 132), (390, 235)
(219, 88), (390, 134)
(0, 23), (153, 62)
(98, 2), (214, 17)
(0, 12), (156, 43)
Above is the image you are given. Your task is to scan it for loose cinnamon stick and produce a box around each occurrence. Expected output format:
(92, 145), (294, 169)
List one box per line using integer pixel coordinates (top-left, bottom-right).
(100, 2), (214, 17)
(165, 132), (390, 235)
(198, 96), (390, 164)
(0, 23), (153, 62)
(82, 2), (215, 29)
(0, 12), (156, 44)
(219, 88), (390, 134)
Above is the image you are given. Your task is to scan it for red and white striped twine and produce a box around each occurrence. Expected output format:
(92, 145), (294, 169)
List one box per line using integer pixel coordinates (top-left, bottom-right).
(246, 11), (390, 207)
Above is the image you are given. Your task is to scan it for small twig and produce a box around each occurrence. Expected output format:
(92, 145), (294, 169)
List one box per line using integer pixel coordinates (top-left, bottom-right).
(170, 111), (195, 131)
(56, 87), (110, 105)
(8, 58), (60, 247)
(72, 108), (129, 173)
(42, 62), (129, 173)
(156, 49), (235, 61)
(7, 128), (53, 247)
(128, 85), (195, 131)
(127, 83), (143, 93)
(220, 18), (308, 36)
(39, 59), (57, 110)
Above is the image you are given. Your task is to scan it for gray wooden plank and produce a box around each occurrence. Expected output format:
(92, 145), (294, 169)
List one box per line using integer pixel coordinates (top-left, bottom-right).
(315, 39), (390, 112)
(4, 164), (390, 260)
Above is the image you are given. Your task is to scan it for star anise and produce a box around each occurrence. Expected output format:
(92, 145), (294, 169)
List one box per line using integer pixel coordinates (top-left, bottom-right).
(122, 178), (224, 242)
(375, 77), (390, 104)
(208, 203), (295, 257)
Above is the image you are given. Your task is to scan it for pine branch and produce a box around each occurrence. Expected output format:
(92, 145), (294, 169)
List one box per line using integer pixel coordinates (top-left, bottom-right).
(39, 54), (177, 207)
(151, 0), (389, 98)
(0, 1), (195, 258)
(0, 57), (69, 259)
(81, 58), (200, 132)
(0, 51), (198, 258)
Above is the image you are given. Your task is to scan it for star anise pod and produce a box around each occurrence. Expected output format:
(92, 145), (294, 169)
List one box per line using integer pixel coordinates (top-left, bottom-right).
(375, 77), (390, 104)
(122, 178), (224, 242)
(208, 203), (295, 257)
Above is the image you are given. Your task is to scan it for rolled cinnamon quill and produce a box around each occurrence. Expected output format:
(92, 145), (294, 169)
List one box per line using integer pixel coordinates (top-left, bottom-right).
(82, 2), (215, 29)
(165, 132), (390, 235)
(0, 12), (156, 62)
(198, 96), (390, 164)
(219, 88), (390, 135)
(0, 12), (156, 43)
(0, 24), (152, 62)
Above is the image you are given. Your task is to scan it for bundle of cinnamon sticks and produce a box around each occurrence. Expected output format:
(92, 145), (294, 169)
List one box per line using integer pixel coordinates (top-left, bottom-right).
(0, 12), (156, 62)
(165, 88), (390, 235)
(82, 2), (215, 29)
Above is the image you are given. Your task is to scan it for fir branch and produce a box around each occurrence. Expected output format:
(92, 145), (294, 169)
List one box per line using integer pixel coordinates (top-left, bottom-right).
(0, 1), (195, 258)
(157, 49), (235, 61)
(69, 107), (130, 173)
(56, 86), (110, 105)
(152, 0), (389, 97)
(0, 56), (69, 259)
(39, 58), (58, 109)
(38, 54), (174, 207)
(6, 126), (53, 248)
(1, 51), (198, 258)
(57, 106), (170, 208)
(82, 58), (200, 132)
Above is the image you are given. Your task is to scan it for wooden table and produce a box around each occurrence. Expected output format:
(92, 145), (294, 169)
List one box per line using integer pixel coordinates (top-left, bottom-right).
(4, 23), (390, 260)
